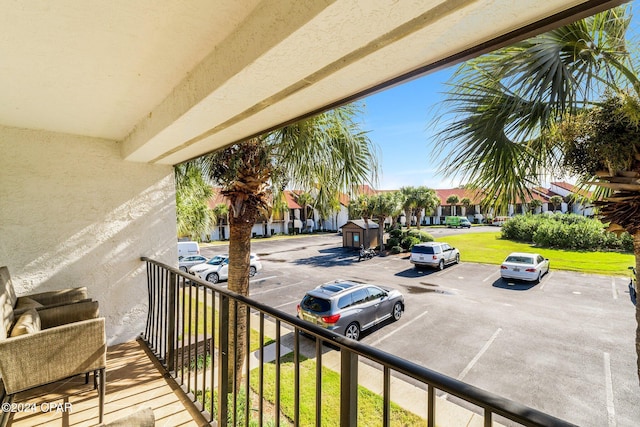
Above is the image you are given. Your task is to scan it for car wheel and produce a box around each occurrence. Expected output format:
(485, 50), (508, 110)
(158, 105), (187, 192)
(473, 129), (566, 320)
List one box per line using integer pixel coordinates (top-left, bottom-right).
(535, 272), (542, 284)
(455, 254), (460, 264)
(179, 266), (187, 272)
(249, 266), (257, 277)
(438, 259), (444, 271)
(392, 302), (403, 321)
(206, 272), (219, 284)
(345, 323), (360, 340)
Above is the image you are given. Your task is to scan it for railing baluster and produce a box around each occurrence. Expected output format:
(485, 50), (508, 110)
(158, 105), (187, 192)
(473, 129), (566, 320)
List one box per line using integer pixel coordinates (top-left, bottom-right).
(275, 319), (281, 427)
(217, 295), (229, 426)
(427, 384), (435, 427)
(484, 408), (492, 427)
(315, 335), (322, 427)
(166, 271), (177, 373)
(294, 327), (300, 427)
(340, 347), (358, 427)
(232, 301), (238, 427)
(383, 366), (390, 427)
(244, 304), (251, 427)
(258, 313), (264, 427)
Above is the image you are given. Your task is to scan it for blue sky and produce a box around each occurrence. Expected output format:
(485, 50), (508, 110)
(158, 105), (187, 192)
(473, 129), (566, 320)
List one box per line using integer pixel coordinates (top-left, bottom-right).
(361, 2), (639, 191)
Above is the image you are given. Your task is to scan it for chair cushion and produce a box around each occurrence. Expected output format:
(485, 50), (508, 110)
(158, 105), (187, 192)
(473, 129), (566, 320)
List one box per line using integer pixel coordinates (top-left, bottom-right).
(15, 297), (44, 311)
(9, 309), (41, 337)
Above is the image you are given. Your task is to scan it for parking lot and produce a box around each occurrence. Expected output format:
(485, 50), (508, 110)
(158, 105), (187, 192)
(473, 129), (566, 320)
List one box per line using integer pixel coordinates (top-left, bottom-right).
(201, 232), (639, 426)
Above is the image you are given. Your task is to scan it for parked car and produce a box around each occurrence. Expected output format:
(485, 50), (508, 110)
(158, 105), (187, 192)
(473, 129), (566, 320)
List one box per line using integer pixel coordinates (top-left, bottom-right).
(178, 241), (200, 259)
(444, 216), (471, 228)
(410, 242), (460, 270)
(189, 253), (262, 284)
(297, 280), (404, 340)
(490, 216), (510, 226)
(178, 255), (208, 272)
(500, 252), (549, 283)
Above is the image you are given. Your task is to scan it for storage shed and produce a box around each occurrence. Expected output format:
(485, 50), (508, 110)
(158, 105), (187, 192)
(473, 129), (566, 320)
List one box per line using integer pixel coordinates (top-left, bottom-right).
(340, 219), (379, 249)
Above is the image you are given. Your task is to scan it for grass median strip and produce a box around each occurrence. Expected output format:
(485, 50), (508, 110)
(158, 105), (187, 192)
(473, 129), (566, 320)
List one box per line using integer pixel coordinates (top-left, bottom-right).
(439, 232), (633, 276)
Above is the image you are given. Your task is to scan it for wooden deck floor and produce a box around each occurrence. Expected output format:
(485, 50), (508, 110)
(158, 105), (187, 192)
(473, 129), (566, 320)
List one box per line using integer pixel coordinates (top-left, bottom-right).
(8, 340), (205, 426)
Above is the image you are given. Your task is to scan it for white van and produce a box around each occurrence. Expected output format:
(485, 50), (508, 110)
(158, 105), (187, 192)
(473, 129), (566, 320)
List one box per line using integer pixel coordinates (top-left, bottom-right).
(177, 241), (200, 259)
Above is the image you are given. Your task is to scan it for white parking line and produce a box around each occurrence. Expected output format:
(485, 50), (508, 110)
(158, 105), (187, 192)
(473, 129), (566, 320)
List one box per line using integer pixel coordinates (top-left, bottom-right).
(604, 352), (616, 427)
(435, 264), (460, 277)
(482, 271), (499, 282)
(539, 272), (553, 290)
(274, 300), (299, 309)
(250, 280), (303, 296)
(611, 278), (618, 300)
(457, 328), (502, 381)
(368, 311), (429, 346)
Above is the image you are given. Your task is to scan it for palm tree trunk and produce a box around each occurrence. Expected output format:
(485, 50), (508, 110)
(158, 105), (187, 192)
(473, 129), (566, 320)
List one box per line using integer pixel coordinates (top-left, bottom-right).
(378, 216), (385, 254)
(416, 211), (422, 230)
(634, 231), (640, 383)
(227, 211), (253, 389)
(404, 208), (411, 229)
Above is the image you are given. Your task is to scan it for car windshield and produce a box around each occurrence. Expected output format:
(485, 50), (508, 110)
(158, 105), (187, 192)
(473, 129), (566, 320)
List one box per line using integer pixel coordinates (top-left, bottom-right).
(505, 256), (534, 264)
(207, 256), (227, 265)
(412, 246), (435, 254)
(301, 295), (331, 313)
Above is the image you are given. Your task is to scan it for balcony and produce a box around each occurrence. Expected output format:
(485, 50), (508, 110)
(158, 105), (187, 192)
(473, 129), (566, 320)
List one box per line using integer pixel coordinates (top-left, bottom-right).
(5, 259), (575, 426)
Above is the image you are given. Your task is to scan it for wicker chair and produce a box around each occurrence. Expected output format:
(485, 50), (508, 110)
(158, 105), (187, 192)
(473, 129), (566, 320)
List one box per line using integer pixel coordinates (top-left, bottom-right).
(0, 266), (106, 427)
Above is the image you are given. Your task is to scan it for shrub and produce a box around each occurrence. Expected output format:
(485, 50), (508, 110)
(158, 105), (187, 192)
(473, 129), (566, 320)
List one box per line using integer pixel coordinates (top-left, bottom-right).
(387, 237), (400, 248)
(389, 245), (403, 254)
(401, 236), (421, 251)
(389, 228), (403, 239)
(407, 229), (434, 242)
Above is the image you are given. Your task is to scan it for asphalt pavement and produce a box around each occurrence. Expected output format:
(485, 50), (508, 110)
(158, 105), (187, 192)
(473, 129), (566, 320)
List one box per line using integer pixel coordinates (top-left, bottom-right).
(201, 229), (640, 426)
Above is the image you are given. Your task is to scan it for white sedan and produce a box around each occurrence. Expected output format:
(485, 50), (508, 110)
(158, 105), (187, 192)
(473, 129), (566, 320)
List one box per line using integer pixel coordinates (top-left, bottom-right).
(189, 253), (262, 284)
(500, 252), (549, 283)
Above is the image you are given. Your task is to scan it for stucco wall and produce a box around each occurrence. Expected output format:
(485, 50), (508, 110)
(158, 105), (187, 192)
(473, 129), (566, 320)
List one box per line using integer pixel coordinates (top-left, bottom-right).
(0, 126), (176, 345)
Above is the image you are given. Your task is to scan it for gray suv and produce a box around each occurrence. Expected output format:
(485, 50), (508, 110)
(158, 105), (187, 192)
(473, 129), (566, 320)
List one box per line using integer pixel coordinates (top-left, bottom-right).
(297, 280), (404, 340)
(410, 242), (460, 270)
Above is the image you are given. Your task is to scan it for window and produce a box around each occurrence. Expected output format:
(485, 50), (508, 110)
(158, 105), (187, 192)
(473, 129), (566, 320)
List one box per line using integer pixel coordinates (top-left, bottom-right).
(367, 287), (386, 301)
(411, 245), (434, 254)
(338, 294), (353, 309)
(351, 289), (369, 305)
(301, 296), (331, 313)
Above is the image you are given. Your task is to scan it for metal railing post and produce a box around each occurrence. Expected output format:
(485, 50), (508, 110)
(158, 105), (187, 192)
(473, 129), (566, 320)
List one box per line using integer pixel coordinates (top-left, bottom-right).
(217, 295), (230, 426)
(166, 271), (177, 373)
(340, 348), (358, 427)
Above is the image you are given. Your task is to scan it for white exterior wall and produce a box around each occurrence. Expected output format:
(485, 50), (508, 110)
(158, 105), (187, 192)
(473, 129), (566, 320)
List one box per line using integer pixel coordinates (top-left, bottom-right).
(0, 126), (176, 345)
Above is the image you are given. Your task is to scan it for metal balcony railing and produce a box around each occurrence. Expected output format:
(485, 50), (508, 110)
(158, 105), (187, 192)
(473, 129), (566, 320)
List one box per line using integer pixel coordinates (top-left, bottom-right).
(140, 257), (575, 427)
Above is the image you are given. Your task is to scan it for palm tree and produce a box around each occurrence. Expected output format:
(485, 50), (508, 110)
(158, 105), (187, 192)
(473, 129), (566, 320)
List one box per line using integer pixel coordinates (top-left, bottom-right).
(549, 195), (563, 213)
(460, 197), (472, 216)
(370, 192), (401, 253)
(400, 186), (416, 229)
(529, 199), (543, 214)
(175, 163), (215, 241)
(352, 194), (375, 249)
(433, 6), (639, 211)
(446, 194), (460, 217)
(212, 203), (229, 240)
(432, 6), (640, 380)
(296, 192), (314, 232)
(414, 186), (438, 228)
(197, 104), (378, 384)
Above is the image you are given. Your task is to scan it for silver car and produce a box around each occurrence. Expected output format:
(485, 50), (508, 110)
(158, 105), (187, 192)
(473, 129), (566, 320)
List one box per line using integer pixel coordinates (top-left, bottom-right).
(178, 255), (208, 272)
(410, 242), (460, 270)
(297, 280), (404, 340)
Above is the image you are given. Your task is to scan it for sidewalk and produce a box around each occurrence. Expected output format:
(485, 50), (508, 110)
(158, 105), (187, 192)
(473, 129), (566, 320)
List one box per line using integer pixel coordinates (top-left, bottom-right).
(250, 313), (488, 426)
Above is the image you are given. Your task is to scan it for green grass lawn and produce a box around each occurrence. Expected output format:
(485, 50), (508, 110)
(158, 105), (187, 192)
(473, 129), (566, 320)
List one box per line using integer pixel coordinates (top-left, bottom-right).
(438, 231), (634, 277)
(250, 353), (426, 426)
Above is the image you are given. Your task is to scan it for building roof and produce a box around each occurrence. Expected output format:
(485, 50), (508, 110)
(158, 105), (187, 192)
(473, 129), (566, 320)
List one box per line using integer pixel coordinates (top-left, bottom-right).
(434, 188), (484, 205)
(550, 181), (594, 199)
(340, 219), (379, 230)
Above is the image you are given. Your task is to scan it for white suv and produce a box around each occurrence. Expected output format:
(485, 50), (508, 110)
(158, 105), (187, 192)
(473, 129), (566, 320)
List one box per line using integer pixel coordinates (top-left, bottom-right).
(410, 242), (460, 270)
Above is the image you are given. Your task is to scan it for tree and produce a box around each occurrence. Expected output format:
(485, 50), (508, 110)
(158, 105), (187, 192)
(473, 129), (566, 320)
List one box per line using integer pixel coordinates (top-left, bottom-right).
(296, 192), (314, 232)
(446, 194), (460, 216)
(433, 6), (640, 381)
(433, 6), (639, 211)
(400, 186), (417, 229)
(460, 197), (472, 216)
(529, 199), (543, 214)
(549, 195), (563, 213)
(370, 192), (401, 253)
(352, 194), (375, 249)
(175, 163), (215, 241)
(414, 187), (438, 228)
(196, 104), (378, 385)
